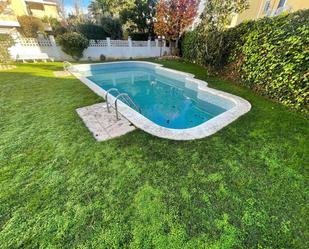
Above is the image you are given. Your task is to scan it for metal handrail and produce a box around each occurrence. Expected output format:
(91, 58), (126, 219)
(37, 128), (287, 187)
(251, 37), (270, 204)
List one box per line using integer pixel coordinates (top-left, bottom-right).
(114, 93), (141, 120)
(63, 61), (72, 71)
(105, 88), (121, 113)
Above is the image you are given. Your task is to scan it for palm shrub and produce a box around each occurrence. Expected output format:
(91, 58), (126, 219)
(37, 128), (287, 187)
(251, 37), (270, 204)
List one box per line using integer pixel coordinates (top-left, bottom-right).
(56, 32), (89, 61)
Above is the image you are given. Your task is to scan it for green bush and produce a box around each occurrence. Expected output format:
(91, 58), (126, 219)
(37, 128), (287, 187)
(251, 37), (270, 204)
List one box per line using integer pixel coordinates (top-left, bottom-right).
(100, 54), (106, 61)
(17, 15), (45, 37)
(56, 32), (89, 61)
(76, 24), (108, 40)
(182, 10), (309, 112)
(0, 34), (14, 64)
(130, 32), (149, 41)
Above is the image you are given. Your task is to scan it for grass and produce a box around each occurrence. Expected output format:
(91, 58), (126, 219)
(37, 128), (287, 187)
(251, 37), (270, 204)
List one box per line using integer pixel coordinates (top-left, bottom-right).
(0, 60), (308, 248)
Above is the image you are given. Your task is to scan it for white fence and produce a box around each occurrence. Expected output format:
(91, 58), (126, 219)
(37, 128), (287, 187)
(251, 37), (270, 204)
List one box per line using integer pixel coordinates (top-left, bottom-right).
(8, 35), (170, 61)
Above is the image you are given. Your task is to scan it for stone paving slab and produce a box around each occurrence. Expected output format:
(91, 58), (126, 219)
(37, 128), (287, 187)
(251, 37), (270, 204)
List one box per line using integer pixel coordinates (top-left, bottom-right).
(54, 71), (71, 77)
(76, 103), (136, 141)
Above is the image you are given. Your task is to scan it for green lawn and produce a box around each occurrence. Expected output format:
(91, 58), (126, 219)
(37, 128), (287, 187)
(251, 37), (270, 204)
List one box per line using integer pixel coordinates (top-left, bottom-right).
(0, 61), (308, 248)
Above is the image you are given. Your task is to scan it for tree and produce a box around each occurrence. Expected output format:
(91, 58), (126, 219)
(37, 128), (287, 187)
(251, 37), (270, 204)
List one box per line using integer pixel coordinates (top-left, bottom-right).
(41, 16), (67, 36)
(76, 23), (108, 40)
(88, 0), (135, 18)
(65, 13), (88, 31)
(72, 0), (83, 16)
(198, 0), (249, 67)
(154, 0), (199, 50)
(120, 0), (156, 35)
(200, 0), (248, 32)
(0, 0), (13, 14)
(101, 16), (123, 39)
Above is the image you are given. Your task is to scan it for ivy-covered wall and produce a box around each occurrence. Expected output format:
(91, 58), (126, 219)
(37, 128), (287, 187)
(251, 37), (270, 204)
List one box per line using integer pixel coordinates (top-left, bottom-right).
(182, 10), (309, 112)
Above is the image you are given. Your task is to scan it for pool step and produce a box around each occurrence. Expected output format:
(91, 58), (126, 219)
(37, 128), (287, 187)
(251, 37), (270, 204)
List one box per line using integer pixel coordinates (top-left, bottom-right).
(76, 103), (136, 141)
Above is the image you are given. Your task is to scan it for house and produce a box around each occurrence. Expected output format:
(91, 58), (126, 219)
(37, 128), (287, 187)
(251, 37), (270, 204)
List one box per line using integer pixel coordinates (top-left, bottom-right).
(192, 0), (309, 29)
(230, 0), (309, 27)
(0, 0), (62, 34)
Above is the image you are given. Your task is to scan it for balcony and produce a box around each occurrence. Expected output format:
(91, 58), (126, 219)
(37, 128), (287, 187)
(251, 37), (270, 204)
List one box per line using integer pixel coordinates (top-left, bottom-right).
(24, 0), (44, 3)
(0, 15), (20, 27)
(266, 5), (291, 17)
(24, 0), (57, 5)
(0, 1), (20, 27)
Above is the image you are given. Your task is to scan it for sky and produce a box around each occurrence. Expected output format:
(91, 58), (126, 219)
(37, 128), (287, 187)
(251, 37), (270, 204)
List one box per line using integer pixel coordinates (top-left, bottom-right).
(63, 0), (90, 14)
(63, 0), (206, 17)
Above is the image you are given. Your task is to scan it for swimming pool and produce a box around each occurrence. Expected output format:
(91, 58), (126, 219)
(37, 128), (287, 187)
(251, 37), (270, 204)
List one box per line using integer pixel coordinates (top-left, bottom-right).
(70, 61), (251, 140)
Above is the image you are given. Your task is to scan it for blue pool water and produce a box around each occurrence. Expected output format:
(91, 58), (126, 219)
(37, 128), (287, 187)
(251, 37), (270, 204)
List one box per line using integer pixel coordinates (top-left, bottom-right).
(85, 63), (233, 129)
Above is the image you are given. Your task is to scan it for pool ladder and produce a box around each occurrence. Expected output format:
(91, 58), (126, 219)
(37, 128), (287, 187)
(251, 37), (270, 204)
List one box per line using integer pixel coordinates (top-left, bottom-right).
(105, 88), (141, 120)
(63, 61), (72, 71)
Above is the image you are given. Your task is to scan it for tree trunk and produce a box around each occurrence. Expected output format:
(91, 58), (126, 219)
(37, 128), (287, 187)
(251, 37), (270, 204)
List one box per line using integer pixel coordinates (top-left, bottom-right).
(175, 38), (179, 49)
(174, 38), (180, 56)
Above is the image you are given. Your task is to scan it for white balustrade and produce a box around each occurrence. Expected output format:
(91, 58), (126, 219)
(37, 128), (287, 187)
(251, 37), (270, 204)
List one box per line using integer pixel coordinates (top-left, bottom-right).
(8, 35), (170, 61)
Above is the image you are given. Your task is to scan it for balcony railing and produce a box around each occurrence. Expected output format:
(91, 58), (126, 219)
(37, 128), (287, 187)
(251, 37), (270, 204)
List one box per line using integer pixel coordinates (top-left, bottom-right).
(266, 5), (291, 17)
(0, 14), (20, 27)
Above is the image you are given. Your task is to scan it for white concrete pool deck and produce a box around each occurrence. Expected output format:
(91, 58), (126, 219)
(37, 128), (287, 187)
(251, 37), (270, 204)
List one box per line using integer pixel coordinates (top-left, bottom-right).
(76, 103), (136, 141)
(53, 71), (71, 77)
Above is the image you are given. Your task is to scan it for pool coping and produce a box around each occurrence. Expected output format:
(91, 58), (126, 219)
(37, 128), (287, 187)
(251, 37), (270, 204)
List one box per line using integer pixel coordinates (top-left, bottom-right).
(69, 61), (251, 140)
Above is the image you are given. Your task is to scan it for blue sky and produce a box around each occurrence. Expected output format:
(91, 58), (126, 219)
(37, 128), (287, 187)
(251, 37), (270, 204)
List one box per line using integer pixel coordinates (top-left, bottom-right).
(63, 0), (91, 14)
(63, 0), (206, 16)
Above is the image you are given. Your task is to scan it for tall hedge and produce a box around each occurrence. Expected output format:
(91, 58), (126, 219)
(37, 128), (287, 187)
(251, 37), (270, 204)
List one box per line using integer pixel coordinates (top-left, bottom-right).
(182, 29), (201, 63)
(182, 10), (309, 112)
(101, 17), (123, 39)
(129, 32), (150, 41)
(76, 24), (108, 40)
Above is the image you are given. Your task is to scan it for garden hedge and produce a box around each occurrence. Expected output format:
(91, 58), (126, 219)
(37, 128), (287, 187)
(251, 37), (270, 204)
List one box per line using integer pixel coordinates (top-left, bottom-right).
(76, 24), (108, 40)
(100, 17), (123, 39)
(182, 10), (309, 112)
(130, 32), (150, 41)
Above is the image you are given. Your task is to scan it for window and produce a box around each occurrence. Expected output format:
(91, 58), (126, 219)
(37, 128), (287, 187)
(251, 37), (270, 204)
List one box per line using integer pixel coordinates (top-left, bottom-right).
(26, 4), (33, 15)
(264, 0), (271, 13)
(277, 0), (287, 9)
